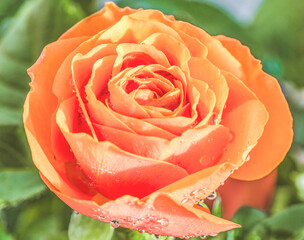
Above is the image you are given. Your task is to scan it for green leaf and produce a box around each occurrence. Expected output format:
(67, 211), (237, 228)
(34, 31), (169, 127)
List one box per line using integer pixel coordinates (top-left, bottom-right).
(246, 204), (304, 239)
(291, 107), (304, 147)
(251, 0), (304, 87)
(264, 204), (304, 233)
(0, 0), (85, 124)
(292, 172), (304, 202)
(0, 229), (15, 240)
(0, 0), (25, 37)
(68, 212), (114, 240)
(292, 228), (304, 240)
(229, 207), (266, 240)
(232, 207), (266, 231)
(115, 0), (246, 39)
(0, 126), (32, 167)
(0, 0), (85, 168)
(72, 0), (102, 15)
(0, 219), (15, 240)
(211, 196), (222, 218)
(270, 186), (295, 215)
(14, 193), (71, 240)
(127, 230), (163, 240)
(0, 170), (45, 206)
(0, 0), (25, 22)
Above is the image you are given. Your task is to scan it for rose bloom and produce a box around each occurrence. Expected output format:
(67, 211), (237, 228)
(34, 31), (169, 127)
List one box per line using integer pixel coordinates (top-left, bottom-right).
(23, 2), (293, 238)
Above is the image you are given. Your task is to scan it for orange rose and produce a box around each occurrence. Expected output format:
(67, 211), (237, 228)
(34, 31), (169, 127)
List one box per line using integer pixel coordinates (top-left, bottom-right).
(23, 2), (293, 238)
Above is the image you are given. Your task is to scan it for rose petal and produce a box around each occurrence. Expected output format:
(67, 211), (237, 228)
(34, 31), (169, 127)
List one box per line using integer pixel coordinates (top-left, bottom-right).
(42, 174), (240, 238)
(165, 126), (230, 174)
(188, 58), (229, 121)
(98, 14), (181, 45)
(173, 21), (244, 80)
(144, 79), (197, 135)
(24, 128), (92, 200)
(127, 6), (176, 24)
(218, 171), (277, 219)
(112, 43), (170, 75)
(104, 103), (177, 139)
(152, 162), (236, 206)
(24, 37), (91, 199)
(93, 123), (169, 159)
(176, 29), (208, 58)
(216, 35), (293, 180)
(222, 71), (256, 113)
(142, 32), (191, 71)
(56, 97), (188, 199)
(189, 77), (216, 123)
(109, 84), (150, 118)
(26, 37), (88, 155)
(220, 100), (268, 168)
(85, 56), (136, 133)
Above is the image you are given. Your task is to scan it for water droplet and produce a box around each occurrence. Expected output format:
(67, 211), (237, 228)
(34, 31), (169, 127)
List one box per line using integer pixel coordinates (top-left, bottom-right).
(98, 216), (105, 220)
(157, 218), (169, 227)
(101, 210), (108, 216)
(181, 139), (186, 143)
(75, 211), (79, 215)
(138, 229), (145, 233)
(147, 205), (155, 211)
(40, 52), (46, 60)
(229, 131), (235, 142)
(190, 189), (200, 196)
(184, 236), (190, 239)
(110, 220), (120, 228)
(207, 191), (217, 200)
(200, 235), (206, 239)
(200, 155), (211, 165)
(245, 154), (250, 162)
(124, 216), (135, 223)
(210, 113), (221, 125)
(210, 233), (218, 237)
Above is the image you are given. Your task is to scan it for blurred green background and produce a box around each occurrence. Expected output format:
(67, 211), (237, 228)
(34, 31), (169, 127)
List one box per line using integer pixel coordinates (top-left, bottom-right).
(0, 0), (303, 239)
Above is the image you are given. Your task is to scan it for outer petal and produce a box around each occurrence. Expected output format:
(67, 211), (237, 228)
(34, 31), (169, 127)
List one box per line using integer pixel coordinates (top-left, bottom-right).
(218, 171), (277, 219)
(173, 21), (244, 80)
(41, 174), (240, 238)
(153, 162), (236, 206)
(216, 35), (293, 180)
(220, 100), (269, 168)
(24, 37), (90, 199)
